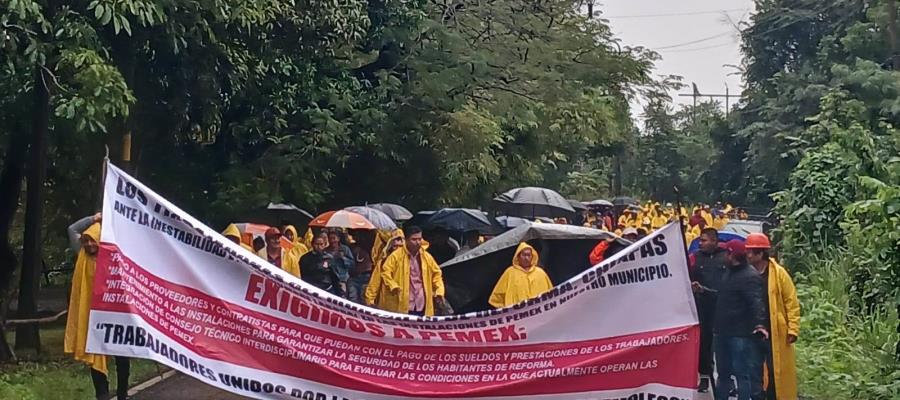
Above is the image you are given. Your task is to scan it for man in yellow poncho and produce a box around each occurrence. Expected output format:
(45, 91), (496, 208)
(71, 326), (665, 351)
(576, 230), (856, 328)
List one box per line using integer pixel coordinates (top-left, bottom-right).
(64, 222), (131, 400)
(365, 229), (404, 308)
(379, 226), (445, 316)
(489, 242), (553, 308)
(263, 227), (301, 277)
(223, 223), (255, 252)
(746, 233), (800, 400)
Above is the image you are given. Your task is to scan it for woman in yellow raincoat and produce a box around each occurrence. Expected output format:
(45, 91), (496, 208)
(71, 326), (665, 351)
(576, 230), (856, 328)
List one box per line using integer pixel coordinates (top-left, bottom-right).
(64, 223), (130, 399)
(365, 229), (404, 308)
(488, 242), (553, 308)
(283, 225), (310, 259)
(378, 227), (445, 316)
(747, 234), (800, 400)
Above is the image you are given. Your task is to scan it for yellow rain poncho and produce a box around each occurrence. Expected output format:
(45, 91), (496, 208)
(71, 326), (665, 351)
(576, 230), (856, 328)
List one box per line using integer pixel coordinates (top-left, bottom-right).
(378, 243), (445, 316)
(64, 223), (107, 374)
(223, 223), (255, 252)
(764, 259), (801, 399)
(701, 209), (713, 227)
(713, 216), (729, 231)
(651, 214), (668, 230)
(283, 225), (310, 259)
(303, 228), (314, 249)
(488, 243), (553, 309)
(365, 230), (403, 307)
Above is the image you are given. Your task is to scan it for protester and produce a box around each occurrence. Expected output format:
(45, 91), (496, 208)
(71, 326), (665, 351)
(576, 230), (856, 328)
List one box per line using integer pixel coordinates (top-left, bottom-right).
(364, 229), (404, 307)
(222, 223), (255, 252)
(326, 229), (354, 295)
(458, 230), (481, 254)
(347, 229), (376, 304)
(689, 228), (729, 393)
(714, 240), (769, 400)
(746, 233), (800, 400)
(488, 242), (553, 308)
(689, 209), (707, 228)
(283, 225), (310, 259)
(65, 222), (131, 400)
(621, 227), (639, 241)
(426, 227), (458, 264)
(379, 226), (446, 316)
(300, 233), (344, 296)
(263, 227), (301, 277)
(588, 236), (617, 265)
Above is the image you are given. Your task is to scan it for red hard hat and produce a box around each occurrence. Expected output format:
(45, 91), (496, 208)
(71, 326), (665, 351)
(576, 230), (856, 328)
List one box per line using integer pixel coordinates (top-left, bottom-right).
(745, 233), (771, 249)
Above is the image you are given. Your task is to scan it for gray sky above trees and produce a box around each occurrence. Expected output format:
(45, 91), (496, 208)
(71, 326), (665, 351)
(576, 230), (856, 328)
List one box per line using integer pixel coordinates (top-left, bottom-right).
(601, 0), (754, 112)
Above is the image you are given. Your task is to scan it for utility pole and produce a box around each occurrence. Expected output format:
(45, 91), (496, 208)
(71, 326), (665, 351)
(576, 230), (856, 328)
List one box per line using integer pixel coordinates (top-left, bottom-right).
(678, 82), (741, 119)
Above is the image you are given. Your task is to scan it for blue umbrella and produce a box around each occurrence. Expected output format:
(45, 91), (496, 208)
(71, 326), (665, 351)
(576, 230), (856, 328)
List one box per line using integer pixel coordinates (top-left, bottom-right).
(688, 231), (747, 253)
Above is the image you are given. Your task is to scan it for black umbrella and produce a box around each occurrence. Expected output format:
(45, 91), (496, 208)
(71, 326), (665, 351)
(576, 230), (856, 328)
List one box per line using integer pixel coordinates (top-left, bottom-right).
(424, 208), (494, 233)
(612, 196), (638, 206)
(586, 199), (614, 208)
(493, 187), (576, 218)
(367, 203), (414, 222)
(567, 199), (588, 211)
(495, 215), (532, 229)
(243, 202), (314, 228)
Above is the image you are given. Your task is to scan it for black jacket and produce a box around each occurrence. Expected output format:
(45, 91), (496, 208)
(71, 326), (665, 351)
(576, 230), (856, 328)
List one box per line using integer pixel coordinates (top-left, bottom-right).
(691, 247), (729, 321)
(300, 251), (344, 296)
(713, 263), (766, 337)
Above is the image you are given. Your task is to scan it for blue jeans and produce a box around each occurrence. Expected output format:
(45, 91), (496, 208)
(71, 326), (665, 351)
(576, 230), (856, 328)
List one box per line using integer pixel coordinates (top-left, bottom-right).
(714, 335), (764, 400)
(347, 273), (372, 304)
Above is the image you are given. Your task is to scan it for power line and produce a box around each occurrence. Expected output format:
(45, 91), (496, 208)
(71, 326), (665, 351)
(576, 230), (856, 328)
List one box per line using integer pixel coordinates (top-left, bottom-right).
(603, 8), (749, 19)
(661, 42), (737, 53)
(654, 30), (737, 50)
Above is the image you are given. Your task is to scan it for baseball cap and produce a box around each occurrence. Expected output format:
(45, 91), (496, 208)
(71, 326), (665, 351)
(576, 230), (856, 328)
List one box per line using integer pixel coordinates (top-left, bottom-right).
(264, 227), (281, 238)
(722, 240), (746, 257)
(622, 228), (638, 237)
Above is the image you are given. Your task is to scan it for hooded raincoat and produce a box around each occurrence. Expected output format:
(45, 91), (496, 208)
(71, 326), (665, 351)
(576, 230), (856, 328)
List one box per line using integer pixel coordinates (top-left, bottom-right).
(283, 225), (310, 260)
(765, 258), (800, 399)
(488, 243), (553, 309)
(64, 223), (107, 374)
(223, 223), (255, 252)
(365, 230), (403, 307)
(378, 242), (445, 316)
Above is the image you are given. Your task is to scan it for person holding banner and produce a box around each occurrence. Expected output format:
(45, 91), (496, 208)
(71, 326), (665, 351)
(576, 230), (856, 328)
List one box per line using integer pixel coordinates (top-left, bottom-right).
(714, 240), (768, 400)
(300, 233), (345, 296)
(64, 222), (131, 400)
(488, 242), (553, 308)
(379, 226), (445, 316)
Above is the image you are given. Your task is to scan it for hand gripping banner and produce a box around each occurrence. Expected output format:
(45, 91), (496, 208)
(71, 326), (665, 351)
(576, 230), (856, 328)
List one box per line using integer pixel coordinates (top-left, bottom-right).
(87, 163), (699, 399)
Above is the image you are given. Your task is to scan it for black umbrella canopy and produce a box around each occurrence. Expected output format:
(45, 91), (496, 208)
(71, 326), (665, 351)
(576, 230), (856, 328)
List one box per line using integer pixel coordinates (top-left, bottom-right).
(612, 196), (638, 206)
(367, 203), (414, 222)
(424, 208), (494, 233)
(493, 187), (576, 218)
(586, 199), (613, 207)
(567, 199), (588, 211)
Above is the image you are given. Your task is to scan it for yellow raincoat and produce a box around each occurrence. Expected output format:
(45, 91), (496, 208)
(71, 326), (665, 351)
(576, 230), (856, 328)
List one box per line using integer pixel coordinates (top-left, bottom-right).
(713, 216), (729, 230)
(701, 210), (713, 227)
(488, 243), (553, 308)
(365, 230), (403, 307)
(223, 223), (255, 252)
(64, 223), (107, 374)
(379, 244), (445, 316)
(764, 259), (800, 399)
(283, 225), (310, 259)
(303, 228), (314, 249)
(651, 215), (668, 230)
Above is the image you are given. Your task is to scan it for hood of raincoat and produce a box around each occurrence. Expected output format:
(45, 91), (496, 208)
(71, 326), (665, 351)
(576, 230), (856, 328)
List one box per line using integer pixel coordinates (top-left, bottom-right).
(222, 223), (241, 239)
(284, 225), (300, 245)
(512, 242), (539, 270)
(83, 223), (101, 242)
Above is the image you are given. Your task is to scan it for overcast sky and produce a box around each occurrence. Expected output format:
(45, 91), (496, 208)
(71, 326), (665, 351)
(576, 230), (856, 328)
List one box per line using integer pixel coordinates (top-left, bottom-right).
(600, 0), (755, 116)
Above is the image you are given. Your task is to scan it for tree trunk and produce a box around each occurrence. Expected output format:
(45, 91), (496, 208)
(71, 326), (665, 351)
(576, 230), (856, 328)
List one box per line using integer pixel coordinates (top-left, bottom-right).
(15, 66), (51, 352)
(0, 124), (29, 361)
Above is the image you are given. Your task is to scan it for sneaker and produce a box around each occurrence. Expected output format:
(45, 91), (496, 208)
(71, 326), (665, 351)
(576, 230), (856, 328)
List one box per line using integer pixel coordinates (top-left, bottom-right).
(698, 377), (710, 393)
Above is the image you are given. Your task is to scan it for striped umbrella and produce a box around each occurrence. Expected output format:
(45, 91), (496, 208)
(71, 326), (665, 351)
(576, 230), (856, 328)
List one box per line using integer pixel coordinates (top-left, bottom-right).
(308, 210), (376, 230)
(344, 206), (398, 230)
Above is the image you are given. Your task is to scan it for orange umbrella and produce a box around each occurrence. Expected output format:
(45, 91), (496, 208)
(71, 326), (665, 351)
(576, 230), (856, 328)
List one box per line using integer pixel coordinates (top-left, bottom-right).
(308, 210), (376, 230)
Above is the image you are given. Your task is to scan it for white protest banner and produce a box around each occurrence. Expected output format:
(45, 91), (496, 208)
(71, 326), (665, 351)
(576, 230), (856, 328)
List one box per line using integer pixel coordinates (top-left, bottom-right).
(87, 162), (699, 399)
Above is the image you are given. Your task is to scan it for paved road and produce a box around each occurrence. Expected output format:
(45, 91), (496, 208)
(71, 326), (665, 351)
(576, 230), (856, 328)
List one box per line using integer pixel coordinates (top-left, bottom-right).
(132, 373), (716, 400)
